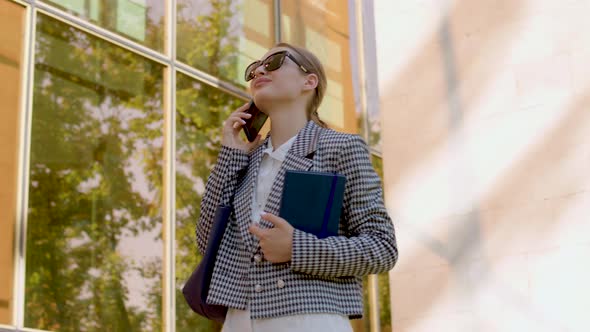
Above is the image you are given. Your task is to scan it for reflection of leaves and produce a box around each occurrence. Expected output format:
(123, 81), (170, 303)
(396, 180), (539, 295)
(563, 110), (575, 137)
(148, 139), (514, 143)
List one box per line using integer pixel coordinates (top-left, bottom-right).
(174, 2), (245, 331)
(174, 75), (243, 332)
(25, 13), (164, 332)
(177, 0), (240, 83)
(26, 0), (245, 331)
(378, 273), (391, 330)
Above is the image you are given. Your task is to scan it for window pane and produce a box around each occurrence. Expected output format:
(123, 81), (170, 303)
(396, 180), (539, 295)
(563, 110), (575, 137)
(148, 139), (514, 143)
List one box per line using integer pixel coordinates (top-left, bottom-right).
(174, 72), (244, 332)
(281, 0), (357, 133)
(371, 154), (383, 179)
(352, 155), (391, 332)
(0, 0), (25, 325)
(43, 0), (164, 51)
(177, 0), (275, 87)
(377, 272), (392, 331)
(25, 13), (165, 331)
(368, 108), (382, 153)
(371, 154), (392, 331)
(356, 273), (392, 332)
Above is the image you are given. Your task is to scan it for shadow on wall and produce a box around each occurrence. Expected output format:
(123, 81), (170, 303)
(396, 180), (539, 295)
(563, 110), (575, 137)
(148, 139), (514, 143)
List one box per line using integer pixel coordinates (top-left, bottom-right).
(380, 0), (590, 330)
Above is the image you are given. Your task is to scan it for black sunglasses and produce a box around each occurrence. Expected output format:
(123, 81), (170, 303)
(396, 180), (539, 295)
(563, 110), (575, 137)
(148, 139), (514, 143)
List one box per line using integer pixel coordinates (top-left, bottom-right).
(244, 51), (309, 82)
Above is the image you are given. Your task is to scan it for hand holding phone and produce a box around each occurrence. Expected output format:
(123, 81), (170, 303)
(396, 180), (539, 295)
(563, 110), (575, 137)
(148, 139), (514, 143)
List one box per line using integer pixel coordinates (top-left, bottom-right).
(242, 101), (268, 142)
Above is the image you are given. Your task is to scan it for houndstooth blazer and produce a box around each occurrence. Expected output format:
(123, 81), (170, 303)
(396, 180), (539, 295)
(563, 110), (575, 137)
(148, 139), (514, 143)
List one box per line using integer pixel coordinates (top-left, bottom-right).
(196, 120), (398, 320)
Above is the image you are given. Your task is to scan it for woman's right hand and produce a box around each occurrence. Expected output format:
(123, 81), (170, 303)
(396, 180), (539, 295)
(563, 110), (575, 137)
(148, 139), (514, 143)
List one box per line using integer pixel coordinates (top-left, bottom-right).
(221, 103), (262, 152)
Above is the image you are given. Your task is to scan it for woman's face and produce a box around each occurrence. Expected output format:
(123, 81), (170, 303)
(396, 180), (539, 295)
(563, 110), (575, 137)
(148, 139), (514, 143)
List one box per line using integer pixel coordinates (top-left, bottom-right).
(248, 47), (309, 106)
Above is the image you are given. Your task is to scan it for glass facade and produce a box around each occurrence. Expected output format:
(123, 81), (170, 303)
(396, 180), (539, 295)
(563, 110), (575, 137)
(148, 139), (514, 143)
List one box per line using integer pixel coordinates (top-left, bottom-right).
(0, 0), (387, 331)
(44, 0), (165, 51)
(24, 12), (165, 331)
(177, 0), (275, 88)
(370, 155), (392, 332)
(175, 72), (244, 332)
(281, 0), (357, 133)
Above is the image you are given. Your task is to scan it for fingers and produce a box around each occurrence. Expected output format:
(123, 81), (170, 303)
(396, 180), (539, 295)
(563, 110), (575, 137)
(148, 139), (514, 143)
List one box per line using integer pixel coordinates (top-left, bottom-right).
(247, 134), (262, 148)
(225, 104), (253, 129)
(261, 212), (289, 229)
(227, 115), (247, 129)
(227, 113), (251, 124)
(235, 102), (251, 113)
(221, 103), (257, 150)
(232, 103), (253, 119)
(249, 224), (265, 239)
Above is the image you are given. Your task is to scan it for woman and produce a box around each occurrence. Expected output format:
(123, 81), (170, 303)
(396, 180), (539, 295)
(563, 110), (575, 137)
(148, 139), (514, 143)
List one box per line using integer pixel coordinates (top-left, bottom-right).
(196, 43), (398, 332)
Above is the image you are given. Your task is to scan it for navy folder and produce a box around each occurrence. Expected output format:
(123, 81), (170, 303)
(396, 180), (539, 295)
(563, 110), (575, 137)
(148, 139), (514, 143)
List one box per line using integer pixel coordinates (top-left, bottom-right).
(279, 170), (346, 238)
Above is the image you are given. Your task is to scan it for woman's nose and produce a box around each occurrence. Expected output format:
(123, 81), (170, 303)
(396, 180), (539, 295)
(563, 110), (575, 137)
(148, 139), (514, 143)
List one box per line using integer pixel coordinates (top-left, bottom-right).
(253, 64), (267, 78)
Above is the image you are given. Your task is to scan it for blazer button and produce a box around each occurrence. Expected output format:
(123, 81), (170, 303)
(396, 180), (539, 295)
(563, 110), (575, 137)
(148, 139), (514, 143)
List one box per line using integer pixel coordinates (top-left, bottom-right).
(277, 279), (285, 289)
(255, 284), (263, 293)
(253, 254), (262, 263)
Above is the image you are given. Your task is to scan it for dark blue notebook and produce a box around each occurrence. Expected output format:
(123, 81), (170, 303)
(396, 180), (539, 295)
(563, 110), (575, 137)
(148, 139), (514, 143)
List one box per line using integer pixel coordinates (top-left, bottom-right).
(279, 170), (346, 239)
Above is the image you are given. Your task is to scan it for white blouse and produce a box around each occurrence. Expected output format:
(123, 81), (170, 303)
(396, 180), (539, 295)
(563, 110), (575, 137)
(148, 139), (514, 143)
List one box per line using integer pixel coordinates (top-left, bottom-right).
(221, 135), (353, 332)
(250, 135), (297, 225)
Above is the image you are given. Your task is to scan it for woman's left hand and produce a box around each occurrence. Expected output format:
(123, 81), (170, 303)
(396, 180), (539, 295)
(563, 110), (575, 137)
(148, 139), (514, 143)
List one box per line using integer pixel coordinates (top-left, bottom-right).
(249, 212), (294, 263)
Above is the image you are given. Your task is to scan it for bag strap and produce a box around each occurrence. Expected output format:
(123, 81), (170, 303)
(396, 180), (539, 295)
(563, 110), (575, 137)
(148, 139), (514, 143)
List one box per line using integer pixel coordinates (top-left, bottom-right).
(221, 178), (239, 207)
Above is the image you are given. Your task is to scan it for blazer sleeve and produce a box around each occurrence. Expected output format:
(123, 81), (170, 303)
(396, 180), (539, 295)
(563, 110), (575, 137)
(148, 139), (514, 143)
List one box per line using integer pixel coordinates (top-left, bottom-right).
(196, 145), (249, 254)
(290, 135), (398, 278)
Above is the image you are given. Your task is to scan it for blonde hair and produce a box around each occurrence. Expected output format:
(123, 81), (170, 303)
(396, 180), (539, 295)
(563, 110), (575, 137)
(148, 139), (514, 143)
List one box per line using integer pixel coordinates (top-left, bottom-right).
(275, 42), (328, 128)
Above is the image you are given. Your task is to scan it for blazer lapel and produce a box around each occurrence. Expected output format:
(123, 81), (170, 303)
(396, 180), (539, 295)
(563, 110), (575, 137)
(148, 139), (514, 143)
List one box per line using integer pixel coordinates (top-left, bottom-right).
(257, 121), (322, 231)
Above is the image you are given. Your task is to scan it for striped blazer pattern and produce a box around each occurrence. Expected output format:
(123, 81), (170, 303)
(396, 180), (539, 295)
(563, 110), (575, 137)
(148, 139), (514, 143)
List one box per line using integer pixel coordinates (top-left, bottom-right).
(195, 120), (398, 319)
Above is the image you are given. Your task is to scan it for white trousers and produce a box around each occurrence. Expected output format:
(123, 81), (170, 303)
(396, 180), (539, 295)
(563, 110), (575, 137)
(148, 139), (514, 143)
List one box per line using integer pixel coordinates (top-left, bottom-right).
(220, 305), (353, 332)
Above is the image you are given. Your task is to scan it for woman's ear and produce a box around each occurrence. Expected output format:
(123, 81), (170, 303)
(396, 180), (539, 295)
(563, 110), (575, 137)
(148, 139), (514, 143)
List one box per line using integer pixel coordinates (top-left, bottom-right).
(302, 73), (319, 92)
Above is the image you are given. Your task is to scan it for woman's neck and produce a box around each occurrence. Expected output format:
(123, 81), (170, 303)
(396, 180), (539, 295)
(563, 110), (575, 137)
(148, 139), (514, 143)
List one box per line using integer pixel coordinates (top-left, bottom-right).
(266, 103), (308, 149)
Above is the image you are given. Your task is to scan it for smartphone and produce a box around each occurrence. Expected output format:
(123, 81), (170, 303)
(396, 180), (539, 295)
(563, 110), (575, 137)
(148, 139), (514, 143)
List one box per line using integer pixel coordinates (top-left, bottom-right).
(242, 101), (268, 142)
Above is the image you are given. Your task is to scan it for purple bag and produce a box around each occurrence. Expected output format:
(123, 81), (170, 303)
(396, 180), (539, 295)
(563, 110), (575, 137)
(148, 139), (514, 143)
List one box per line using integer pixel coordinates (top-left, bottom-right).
(182, 204), (231, 323)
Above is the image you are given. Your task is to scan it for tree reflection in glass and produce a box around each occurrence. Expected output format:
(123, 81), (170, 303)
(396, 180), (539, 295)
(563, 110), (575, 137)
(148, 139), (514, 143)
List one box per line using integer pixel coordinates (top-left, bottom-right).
(176, 0), (275, 87)
(175, 1), (249, 331)
(174, 72), (244, 332)
(43, 0), (165, 51)
(25, 13), (165, 332)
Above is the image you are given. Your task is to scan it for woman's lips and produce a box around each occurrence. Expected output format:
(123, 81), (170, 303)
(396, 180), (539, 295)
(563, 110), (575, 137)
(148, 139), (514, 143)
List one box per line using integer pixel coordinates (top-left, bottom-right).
(253, 78), (271, 88)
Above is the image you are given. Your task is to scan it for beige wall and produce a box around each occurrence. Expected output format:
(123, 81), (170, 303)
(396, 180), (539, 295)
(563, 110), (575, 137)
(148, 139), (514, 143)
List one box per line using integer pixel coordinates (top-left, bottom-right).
(374, 0), (590, 331)
(0, 0), (24, 325)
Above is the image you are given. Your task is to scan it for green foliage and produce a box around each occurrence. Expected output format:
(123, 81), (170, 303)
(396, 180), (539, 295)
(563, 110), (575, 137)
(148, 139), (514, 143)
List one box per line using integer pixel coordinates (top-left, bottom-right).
(25, 1), (244, 331)
(174, 73), (242, 332)
(177, 0), (242, 85)
(25, 13), (164, 332)
(174, 1), (244, 329)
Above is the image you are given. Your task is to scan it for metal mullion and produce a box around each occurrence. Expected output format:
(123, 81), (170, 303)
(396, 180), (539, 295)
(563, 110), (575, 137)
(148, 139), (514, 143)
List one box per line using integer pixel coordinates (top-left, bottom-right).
(369, 148), (383, 158)
(367, 274), (381, 332)
(175, 61), (249, 101)
(13, 1), (36, 329)
(17, 326), (55, 332)
(0, 325), (18, 332)
(165, 0), (174, 59)
(35, 0), (172, 67)
(273, 0), (281, 43)
(163, 66), (176, 332)
(9, 0), (30, 8)
(353, 0), (382, 330)
(162, 67), (174, 332)
(164, 0), (176, 331)
(354, 0), (371, 145)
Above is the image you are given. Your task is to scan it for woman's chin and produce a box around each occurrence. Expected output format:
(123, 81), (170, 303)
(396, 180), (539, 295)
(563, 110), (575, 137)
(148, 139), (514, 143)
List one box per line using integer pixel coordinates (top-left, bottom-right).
(252, 91), (273, 108)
